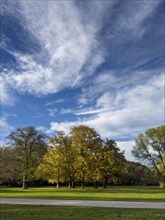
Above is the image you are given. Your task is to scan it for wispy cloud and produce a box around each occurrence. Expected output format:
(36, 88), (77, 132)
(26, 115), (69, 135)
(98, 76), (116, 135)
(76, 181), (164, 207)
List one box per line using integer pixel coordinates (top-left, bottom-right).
(46, 99), (64, 106)
(1, 0), (163, 105)
(0, 118), (14, 141)
(31, 113), (45, 119)
(49, 72), (164, 140)
(0, 75), (15, 105)
(1, 0), (111, 99)
(75, 108), (107, 116)
(47, 108), (58, 117)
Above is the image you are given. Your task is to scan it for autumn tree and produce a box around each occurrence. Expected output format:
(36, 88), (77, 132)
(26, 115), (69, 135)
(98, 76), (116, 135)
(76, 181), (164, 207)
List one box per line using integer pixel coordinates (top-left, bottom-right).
(7, 126), (48, 189)
(71, 125), (102, 188)
(36, 147), (63, 188)
(132, 125), (165, 188)
(36, 131), (75, 188)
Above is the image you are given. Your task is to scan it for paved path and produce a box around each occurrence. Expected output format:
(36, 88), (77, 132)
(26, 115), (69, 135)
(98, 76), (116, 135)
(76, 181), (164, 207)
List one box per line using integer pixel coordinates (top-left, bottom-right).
(1, 198), (164, 209)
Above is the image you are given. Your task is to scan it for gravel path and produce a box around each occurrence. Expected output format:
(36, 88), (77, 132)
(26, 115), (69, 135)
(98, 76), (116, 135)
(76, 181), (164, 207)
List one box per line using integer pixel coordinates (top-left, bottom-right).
(1, 198), (164, 209)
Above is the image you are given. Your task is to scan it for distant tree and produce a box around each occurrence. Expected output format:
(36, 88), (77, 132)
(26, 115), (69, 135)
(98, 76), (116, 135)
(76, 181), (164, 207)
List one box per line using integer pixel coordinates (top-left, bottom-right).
(7, 126), (48, 189)
(132, 125), (165, 188)
(122, 161), (158, 186)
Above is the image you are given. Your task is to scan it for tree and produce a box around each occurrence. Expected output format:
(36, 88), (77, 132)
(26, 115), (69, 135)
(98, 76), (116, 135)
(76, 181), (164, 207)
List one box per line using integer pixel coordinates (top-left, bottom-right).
(36, 147), (64, 188)
(36, 131), (75, 188)
(0, 147), (16, 184)
(71, 125), (102, 188)
(132, 125), (165, 188)
(99, 139), (126, 187)
(7, 126), (48, 189)
(122, 161), (158, 186)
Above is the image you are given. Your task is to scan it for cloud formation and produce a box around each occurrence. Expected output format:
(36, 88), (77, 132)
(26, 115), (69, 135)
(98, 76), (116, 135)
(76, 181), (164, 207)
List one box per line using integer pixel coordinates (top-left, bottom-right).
(1, 0), (110, 98)
(49, 73), (164, 140)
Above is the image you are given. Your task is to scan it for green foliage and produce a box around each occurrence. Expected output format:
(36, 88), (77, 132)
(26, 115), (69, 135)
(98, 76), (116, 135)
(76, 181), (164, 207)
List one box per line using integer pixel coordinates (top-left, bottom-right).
(132, 125), (165, 187)
(122, 161), (158, 185)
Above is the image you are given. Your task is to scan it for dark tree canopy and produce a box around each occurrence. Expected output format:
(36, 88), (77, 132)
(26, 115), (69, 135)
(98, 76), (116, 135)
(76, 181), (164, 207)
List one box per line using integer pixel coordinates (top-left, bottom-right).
(7, 126), (48, 189)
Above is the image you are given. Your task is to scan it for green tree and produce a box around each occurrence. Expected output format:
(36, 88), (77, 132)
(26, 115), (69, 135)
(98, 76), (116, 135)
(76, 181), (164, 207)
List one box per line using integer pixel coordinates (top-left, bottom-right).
(7, 126), (48, 189)
(132, 125), (165, 188)
(100, 139), (126, 187)
(122, 161), (158, 185)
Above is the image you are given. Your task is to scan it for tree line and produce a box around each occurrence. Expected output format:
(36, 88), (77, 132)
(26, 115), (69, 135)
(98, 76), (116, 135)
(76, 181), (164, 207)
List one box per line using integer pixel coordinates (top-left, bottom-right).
(0, 125), (164, 189)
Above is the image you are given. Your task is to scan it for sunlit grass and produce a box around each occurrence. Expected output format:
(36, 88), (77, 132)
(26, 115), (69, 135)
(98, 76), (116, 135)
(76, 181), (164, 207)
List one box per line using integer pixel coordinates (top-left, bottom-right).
(1, 204), (164, 220)
(0, 186), (164, 202)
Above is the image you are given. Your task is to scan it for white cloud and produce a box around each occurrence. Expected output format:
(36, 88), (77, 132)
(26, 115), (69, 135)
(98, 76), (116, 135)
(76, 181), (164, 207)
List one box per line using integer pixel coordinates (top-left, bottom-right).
(60, 108), (74, 115)
(75, 108), (107, 116)
(48, 121), (81, 135)
(36, 126), (47, 133)
(46, 99), (64, 106)
(117, 140), (135, 161)
(1, 0), (162, 102)
(47, 108), (58, 117)
(49, 73), (164, 140)
(0, 75), (15, 105)
(0, 118), (14, 140)
(2, 0), (111, 97)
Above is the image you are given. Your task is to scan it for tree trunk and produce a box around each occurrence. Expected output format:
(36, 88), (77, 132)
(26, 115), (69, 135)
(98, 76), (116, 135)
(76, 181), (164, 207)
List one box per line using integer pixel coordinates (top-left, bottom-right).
(68, 179), (72, 188)
(56, 182), (60, 188)
(22, 174), (28, 189)
(94, 181), (98, 188)
(104, 178), (108, 188)
(71, 180), (75, 188)
(81, 182), (84, 189)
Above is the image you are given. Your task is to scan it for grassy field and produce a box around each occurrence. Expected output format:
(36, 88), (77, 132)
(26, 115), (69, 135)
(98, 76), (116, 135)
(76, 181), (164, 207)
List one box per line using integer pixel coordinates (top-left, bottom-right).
(0, 186), (164, 202)
(1, 204), (165, 220)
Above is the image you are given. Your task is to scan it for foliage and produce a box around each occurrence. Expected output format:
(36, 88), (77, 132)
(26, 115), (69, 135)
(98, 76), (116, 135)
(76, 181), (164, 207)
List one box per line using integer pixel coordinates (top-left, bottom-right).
(6, 126), (48, 189)
(71, 125), (102, 187)
(132, 125), (165, 187)
(36, 131), (75, 188)
(1, 124), (164, 188)
(122, 161), (158, 185)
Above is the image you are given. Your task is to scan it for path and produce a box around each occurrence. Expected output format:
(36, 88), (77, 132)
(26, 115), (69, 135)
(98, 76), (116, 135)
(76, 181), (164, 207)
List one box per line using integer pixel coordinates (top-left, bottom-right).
(1, 198), (164, 209)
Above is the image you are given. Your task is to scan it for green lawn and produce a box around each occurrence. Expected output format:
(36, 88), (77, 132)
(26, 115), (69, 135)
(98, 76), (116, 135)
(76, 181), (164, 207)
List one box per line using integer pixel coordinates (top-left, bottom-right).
(1, 204), (164, 220)
(0, 186), (164, 202)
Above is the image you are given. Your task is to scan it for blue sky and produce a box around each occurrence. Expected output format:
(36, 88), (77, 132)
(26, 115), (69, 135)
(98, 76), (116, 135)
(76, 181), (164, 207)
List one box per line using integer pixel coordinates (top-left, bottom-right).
(1, 0), (164, 161)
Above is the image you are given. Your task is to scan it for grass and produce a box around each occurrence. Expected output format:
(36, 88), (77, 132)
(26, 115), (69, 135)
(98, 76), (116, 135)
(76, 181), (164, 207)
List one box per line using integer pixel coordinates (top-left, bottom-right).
(1, 204), (165, 220)
(0, 186), (165, 202)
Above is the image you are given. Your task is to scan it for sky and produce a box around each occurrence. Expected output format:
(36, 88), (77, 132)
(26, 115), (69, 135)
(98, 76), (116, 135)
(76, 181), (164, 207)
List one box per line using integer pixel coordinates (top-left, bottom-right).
(0, 0), (164, 161)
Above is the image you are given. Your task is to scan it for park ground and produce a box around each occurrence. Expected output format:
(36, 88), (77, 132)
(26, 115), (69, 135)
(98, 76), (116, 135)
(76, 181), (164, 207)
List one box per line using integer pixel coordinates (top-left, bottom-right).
(0, 186), (165, 220)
